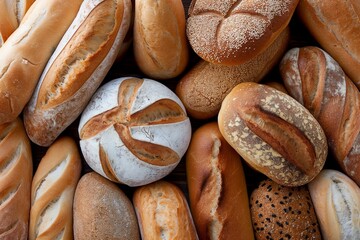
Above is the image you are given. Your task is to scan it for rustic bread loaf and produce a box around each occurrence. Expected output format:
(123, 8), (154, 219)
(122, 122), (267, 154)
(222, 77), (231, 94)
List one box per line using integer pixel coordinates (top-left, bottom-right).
(280, 46), (360, 186)
(218, 82), (328, 186)
(0, 118), (32, 240)
(186, 122), (254, 240)
(28, 137), (81, 240)
(23, 0), (133, 147)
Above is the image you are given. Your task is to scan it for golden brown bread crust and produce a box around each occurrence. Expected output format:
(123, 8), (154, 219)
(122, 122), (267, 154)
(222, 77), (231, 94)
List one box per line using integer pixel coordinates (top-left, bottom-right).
(29, 137), (81, 240)
(133, 180), (198, 240)
(186, 0), (299, 65)
(133, 0), (189, 79)
(297, 0), (360, 89)
(218, 82), (328, 186)
(0, 118), (32, 240)
(176, 27), (289, 119)
(280, 46), (360, 186)
(186, 122), (254, 240)
(0, 0), (83, 125)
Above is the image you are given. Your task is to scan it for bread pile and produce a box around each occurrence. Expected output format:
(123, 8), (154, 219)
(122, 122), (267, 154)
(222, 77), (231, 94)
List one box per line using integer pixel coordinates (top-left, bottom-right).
(0, 0), (359, 239)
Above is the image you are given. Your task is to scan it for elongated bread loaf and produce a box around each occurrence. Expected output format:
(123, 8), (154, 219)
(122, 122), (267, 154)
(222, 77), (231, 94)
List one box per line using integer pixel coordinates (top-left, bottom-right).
(29, 137), (81, 240)
(0, 118), (32, 239)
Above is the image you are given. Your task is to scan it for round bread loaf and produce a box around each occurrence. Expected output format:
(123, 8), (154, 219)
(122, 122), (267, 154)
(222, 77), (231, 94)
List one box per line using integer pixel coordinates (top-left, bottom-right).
(186, 0), (299, 65)
(250, 179), (322, 240)
(218, 82), (328, 186)
(73, 172), (140, 240)
(308, 169), (360, 240)
(78, 77), (192, 187)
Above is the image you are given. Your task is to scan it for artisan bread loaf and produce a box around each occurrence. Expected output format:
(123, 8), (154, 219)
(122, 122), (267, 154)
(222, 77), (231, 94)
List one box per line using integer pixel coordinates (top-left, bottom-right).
(186, 0), (299, 65)
(133, 180), (198, 240)
(186, 122), (254, 240)
(29, 137), (81, 240)
(73, 172), (140, 240)
(309, 169), (360, 240)
(24, 0), (133, 147)
(0, 118), (32, 240)
(297, 0), (360, 89)
(176, 27), (289, 119)
(0, 0), (83, 125)
(0, 0), (34, 47)
(78, 77), (192, 187)
(280, 46), (360, 186)
(133, 0), (189, 79)
(218, 82), (328, 186)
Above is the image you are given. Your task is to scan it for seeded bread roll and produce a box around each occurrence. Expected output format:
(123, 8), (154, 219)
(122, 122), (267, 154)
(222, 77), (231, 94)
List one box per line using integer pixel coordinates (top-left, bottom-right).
(186, 0), (299, 65)
(133, 180), (198, 240)
(0, 0), (83, 125)
(0, 118), (32, 240)
(218, 82), (328, 186)
(23, 0), (133, 147)
(280, 46), (360, 186)
(250, 179), (322, 240)
(309, 169), (360, 240)
(0, 0), (35, 47)
(29, 137), (81, 240)
(186, 122), (254, 240)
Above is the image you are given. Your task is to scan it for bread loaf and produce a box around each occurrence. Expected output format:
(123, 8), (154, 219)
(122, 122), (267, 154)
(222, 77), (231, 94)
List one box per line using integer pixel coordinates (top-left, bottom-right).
(0, 0), (34, 47)
(280, 46), (360, 186)
(0, 0), (83, 125)
(297, 0), (360, 89)
(133, 180), (198, 240)
(218, 82), (328, 186)
(308, 169), (360, 240)
(23, 0), (133, 147)
(29, 137), (81, 240)
(73, 172), (140, 240)
(78, 77), (192, 187)
(0, 118), (32, 239)
(186, 0), (299, 65)
(176, 27), (289, 119)
(133, 0), (189, 79)
(186, 122), (254, 240)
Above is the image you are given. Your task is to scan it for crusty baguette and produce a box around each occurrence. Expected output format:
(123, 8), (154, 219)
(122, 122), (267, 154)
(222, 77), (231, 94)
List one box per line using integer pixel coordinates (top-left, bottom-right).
(0, 118), (33, 240)
(23, 0), (132, 147)
(0, 0), (83, 125)
(186, 122), (254, 240)
(280, 46), (360, 186)
(29, 136), (81, 240)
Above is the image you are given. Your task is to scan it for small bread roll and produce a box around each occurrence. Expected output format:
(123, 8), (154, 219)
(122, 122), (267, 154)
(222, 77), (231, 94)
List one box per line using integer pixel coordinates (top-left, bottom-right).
(29, 137), (81, 240)
(133, 180), (198, 240)
(73, 172), (140, 240)
(308, 169), (360, 240)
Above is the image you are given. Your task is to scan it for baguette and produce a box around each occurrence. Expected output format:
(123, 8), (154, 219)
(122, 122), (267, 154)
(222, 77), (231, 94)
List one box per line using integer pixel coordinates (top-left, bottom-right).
(0, 0), (83, 125)
(29, 136), (81, 240)
(0, 118), (32, 239)
(24, 0), (133, 147)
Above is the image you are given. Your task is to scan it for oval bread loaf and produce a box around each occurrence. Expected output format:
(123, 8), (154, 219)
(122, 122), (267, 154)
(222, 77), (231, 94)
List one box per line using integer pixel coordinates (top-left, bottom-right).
(0, 118), (32, 239)
(29, 136), (81, 240)
(23, 0), (133, 147)
(218, 82), (328, 186)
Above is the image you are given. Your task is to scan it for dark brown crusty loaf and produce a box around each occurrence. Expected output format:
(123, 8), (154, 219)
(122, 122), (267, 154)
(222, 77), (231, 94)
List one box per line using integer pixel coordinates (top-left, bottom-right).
(176, 27), (290, 120)
(186, 122), (254, 240)
(280, 46), (360, 186)
(218, 82), (328, 186)
(186, 0), (299, 65)
(250, 179), (322, 240)
(0, 0), (83, 125)
(0, 118), (33, 240)
(23, 0), (132, 147)
(297, 0), (360, 89)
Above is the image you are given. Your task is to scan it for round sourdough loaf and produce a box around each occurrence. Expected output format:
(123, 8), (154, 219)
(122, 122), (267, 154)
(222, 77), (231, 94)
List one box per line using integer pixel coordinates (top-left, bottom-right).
(218, 82), (328, 186)
(78, 77), (192, 187)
